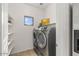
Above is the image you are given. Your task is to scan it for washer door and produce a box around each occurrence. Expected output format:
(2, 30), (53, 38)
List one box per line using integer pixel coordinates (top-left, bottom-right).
(37, 31), (47, 49)
(33, 30), (38, 47)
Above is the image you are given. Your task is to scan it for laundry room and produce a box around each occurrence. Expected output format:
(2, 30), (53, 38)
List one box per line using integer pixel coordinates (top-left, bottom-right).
(7, 3), (56, 56)
(0, 3), (78, 56)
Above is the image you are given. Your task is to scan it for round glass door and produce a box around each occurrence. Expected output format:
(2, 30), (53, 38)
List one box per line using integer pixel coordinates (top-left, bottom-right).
(37, 31), (47, 49)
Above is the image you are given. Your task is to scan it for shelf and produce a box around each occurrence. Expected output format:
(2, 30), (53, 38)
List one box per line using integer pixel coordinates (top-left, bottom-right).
(8, 32), (14, 35)
(8, 46), (14, 55)
(8, 39), (14, 46)
(8, 15), (14, 56)
(8, 23), (12, 26)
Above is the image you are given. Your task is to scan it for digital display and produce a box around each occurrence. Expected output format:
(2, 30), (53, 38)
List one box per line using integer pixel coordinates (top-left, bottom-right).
(24, 16), (33, 26)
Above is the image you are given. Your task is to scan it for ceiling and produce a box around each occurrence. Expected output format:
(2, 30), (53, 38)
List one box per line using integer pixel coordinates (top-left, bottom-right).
(25, 3), (50, 9)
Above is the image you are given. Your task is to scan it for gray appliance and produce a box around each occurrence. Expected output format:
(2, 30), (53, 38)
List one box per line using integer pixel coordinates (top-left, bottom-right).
(33, 23), (56, 56)
(74, 30), (79, 53)
(33, 29), (43, 55)
(72, 30), (79, 56)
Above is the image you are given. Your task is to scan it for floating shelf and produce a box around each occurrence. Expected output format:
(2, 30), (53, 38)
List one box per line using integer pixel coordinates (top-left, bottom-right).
(8, 23), (12, 26)
(8, 32), (13, 35)
(8, 46), (14, 55)
(8, 15), (14, 55)
(8, 39), (14, 46)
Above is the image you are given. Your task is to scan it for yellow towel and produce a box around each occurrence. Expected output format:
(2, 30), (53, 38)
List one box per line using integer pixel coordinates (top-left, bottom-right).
(41, 18), (50, 26)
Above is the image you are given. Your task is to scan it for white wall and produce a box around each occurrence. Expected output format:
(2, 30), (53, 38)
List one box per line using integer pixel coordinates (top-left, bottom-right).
(0, 3), (2, 56)
(45, 4), (56, 23)
(8, 3), (45, 54)
(2, 3), (8, 56)
(73, 4), (79, 30)
(56, 3), (70, 56)
(0, 4), (8, 56)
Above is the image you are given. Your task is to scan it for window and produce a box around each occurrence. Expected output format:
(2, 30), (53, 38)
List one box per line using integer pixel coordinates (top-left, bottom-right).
(24, 16), (34, 26)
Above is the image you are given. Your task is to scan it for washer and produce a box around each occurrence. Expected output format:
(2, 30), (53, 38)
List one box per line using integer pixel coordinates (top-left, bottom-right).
(33, 29), (42, 55)
(33, 29), (38, 48)
(33, 23), (56, 56)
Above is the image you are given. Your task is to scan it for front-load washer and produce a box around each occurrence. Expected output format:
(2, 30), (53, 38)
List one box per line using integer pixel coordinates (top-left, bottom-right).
(36, 23), (56, 56)
(33, 29), (43, 55)
(33, 29), (38, 48)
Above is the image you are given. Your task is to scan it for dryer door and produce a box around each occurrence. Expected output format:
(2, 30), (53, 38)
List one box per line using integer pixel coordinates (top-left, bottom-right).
(37, 31), (47, 49)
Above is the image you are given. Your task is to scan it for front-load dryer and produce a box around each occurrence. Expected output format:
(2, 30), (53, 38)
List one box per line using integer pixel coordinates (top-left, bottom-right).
(36, 23), (56, 56)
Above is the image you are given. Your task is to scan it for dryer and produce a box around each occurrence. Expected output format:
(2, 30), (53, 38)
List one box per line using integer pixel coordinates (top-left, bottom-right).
(33, 23), (56, 56)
